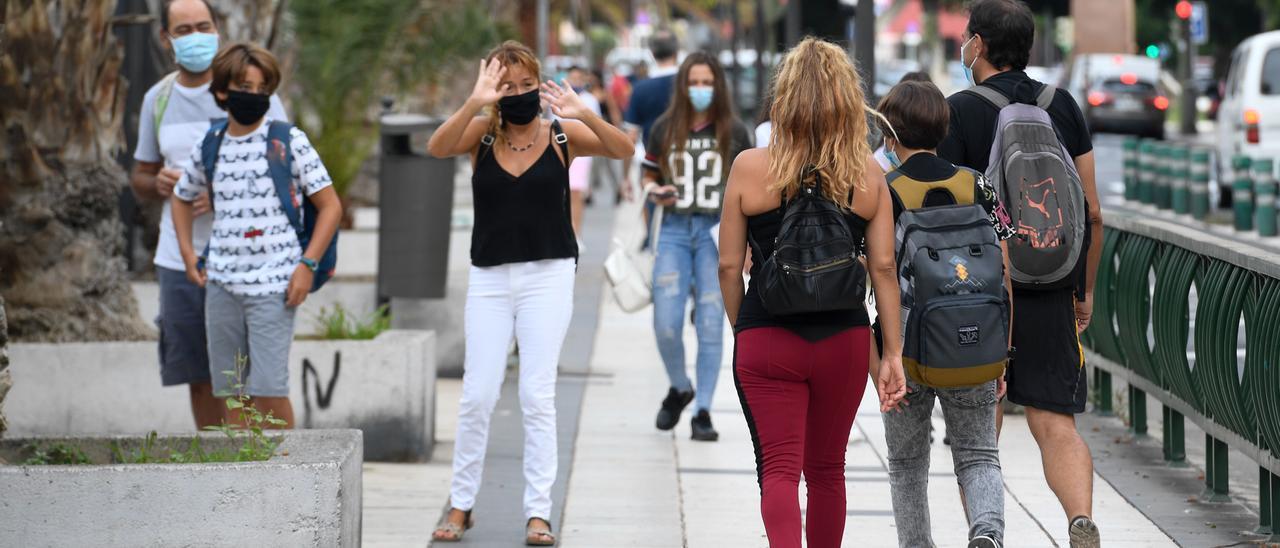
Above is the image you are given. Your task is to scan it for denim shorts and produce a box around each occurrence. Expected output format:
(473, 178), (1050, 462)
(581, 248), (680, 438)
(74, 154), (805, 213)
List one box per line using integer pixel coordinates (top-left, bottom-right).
(205, 283), (296, 398)
(156, 267), (211, 386)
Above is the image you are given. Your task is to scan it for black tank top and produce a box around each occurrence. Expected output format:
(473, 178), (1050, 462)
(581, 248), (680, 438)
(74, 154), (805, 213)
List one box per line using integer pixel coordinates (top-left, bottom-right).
(735, 204), (871, 342)
(469, 121), (578, 267)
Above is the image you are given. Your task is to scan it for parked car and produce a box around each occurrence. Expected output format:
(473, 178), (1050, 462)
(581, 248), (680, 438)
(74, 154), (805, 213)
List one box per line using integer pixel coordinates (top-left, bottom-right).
(1216, 30), (1280, 181)
(1064, 53), (1165, 137)
(1083, 75), (1168, 139)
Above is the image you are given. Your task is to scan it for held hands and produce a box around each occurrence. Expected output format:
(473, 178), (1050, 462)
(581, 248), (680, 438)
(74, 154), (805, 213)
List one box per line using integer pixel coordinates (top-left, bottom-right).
(541, 79), (591, 121)
(1075, 292), (1094, 333)
(286, 264), (313, 307)
(469, 58), (507, 106)
(876, 354), (908, 413)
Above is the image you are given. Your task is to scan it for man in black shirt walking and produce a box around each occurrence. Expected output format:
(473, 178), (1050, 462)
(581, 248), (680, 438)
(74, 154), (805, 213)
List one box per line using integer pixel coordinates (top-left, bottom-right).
(938, 2), (1105, 547)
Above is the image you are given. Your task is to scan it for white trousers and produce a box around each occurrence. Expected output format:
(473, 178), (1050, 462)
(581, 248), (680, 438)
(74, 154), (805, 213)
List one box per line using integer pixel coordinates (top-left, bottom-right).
(449, 258), (576, 520)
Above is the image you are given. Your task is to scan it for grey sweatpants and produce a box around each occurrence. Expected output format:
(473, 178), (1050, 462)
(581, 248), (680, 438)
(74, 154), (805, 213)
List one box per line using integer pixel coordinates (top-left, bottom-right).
(883, 379), (1004, 547)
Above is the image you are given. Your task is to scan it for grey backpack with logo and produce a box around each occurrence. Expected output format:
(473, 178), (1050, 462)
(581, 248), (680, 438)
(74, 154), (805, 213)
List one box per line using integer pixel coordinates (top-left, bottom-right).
(965, 84), (1086, 289)
(889, 169), (1009, 388)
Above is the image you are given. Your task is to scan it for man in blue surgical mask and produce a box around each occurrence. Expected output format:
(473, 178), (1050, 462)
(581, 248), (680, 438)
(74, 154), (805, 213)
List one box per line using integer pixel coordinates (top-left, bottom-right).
(129, 0), (288, 429)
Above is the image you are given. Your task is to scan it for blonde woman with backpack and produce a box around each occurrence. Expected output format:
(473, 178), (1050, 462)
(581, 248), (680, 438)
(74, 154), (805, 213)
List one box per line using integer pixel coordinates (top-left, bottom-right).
(717, 37), (906, 548)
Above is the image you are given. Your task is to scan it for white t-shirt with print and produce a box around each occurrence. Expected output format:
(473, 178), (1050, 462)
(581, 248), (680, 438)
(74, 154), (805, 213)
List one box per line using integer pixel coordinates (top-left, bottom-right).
(173, 118), (332, 296)
(133, 77), (287, 271)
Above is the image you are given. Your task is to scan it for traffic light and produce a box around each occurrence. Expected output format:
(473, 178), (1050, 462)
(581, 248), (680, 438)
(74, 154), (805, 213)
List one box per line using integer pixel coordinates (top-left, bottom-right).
(1145, 44), (1161, 59)
(1175, 0), (1192, 19)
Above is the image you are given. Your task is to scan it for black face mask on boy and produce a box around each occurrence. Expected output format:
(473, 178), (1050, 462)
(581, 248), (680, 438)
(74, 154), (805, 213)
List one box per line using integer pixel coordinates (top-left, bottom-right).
(225, 90), (271, 125)
(498, 89), (541, 126)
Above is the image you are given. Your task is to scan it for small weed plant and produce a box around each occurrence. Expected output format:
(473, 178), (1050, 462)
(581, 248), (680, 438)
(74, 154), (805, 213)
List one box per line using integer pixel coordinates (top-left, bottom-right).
(22, 354), (284, 465)
(22, 443), (91, 465)
(311, 303), (389, 340)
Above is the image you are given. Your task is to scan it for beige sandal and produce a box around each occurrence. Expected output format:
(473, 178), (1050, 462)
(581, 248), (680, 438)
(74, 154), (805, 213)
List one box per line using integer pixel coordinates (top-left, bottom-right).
(431, 508), (473, 543)
(525, 517), (556, 546)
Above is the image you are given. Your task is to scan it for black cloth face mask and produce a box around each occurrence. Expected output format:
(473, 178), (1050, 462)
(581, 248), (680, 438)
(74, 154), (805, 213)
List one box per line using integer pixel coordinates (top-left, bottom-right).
(225, 90), (271, 125)
(498, 88), (541, 126)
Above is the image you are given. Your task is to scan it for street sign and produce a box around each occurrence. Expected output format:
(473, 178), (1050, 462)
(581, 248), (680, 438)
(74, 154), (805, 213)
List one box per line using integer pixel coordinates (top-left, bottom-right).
(1191, 2), (1209, 46)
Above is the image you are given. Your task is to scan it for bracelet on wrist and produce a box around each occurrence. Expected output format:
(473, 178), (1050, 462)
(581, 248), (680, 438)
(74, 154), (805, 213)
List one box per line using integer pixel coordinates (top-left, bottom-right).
(300, 257), (318, 272)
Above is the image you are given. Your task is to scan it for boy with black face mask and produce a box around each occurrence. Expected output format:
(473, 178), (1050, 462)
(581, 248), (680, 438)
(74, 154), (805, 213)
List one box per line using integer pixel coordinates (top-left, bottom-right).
(171, 42), (342, 429)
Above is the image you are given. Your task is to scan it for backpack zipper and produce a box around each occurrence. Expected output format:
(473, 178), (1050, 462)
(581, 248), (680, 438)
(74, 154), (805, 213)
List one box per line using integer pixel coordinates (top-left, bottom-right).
(780, 253), (857, 274)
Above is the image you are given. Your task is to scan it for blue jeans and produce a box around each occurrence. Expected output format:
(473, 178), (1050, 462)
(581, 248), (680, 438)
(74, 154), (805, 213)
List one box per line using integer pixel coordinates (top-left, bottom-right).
(652, 211), (724, 412)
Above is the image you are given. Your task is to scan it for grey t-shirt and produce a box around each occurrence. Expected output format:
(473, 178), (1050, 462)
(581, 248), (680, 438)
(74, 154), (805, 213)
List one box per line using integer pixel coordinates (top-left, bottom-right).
(134, 76), (287, 271)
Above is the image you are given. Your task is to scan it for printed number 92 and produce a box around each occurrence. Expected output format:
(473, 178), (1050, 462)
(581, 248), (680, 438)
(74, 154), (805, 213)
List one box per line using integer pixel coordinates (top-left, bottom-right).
(668, 150), (723, 209)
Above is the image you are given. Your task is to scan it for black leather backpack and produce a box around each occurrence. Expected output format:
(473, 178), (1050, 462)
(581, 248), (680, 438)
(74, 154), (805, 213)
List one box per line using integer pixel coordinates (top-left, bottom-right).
(750, 172), (866, 315)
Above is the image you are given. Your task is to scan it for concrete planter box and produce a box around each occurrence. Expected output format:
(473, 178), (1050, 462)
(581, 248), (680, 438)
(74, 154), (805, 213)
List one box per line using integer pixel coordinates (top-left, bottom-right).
(0, 429), (362, 547)
(7, 330), (435, 461)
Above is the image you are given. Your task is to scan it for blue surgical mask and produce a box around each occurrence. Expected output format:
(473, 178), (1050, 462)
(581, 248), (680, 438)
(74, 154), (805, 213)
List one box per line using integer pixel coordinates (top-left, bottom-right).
(960, 35), (978, 87)
(885, 141), (902, 169)
(173, 32), (219, 73)
(689, 86), (714, 113)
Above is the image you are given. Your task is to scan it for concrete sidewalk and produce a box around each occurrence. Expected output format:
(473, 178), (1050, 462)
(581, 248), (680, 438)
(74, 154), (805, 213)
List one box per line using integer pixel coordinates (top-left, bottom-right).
(557, 258), (1173, 547)
(366, 198), (1179, 547)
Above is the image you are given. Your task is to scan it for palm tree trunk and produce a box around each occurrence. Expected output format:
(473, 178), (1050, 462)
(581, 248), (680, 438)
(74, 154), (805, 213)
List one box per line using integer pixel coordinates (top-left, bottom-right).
(0, 296), (10, 444)
(1, 0), (151, 342)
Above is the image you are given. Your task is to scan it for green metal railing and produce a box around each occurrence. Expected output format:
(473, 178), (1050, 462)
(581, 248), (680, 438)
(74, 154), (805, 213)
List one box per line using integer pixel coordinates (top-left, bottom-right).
(1082, 210), (1280, 535)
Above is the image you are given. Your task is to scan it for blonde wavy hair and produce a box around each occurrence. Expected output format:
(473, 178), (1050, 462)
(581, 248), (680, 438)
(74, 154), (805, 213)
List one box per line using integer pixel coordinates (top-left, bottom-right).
(483, 41), (542, 143)
(767, 38), (880, 208)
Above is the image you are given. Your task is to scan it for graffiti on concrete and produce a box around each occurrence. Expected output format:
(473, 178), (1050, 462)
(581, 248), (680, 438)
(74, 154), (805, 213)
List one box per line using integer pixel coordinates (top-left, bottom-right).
(301, 351), (341, 429)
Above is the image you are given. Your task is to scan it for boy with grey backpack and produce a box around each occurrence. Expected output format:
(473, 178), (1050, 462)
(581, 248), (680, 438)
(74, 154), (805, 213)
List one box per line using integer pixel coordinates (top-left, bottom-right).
(875, 81), (1014, 548)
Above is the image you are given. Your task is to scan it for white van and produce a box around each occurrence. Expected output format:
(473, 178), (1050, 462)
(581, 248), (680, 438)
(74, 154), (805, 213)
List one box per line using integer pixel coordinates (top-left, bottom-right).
(1217, 30), (1280, 179)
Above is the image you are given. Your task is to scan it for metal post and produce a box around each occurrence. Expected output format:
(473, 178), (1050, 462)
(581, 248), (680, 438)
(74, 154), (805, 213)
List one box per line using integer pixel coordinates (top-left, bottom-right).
(1190, 147), (1211, 219)
(1259, 467), (1273, 535)
(1254, 158), (1277, 236)
(1234, 155), (1255, 231)
(729, 0), (742, 111)
(1096, 370), (1113, 416)
(1179, 9), (1197, 136)
(1138, 140), (1156, 205)
(1172, 144), (1190, 214)
(1123, 138), (1140, 201)
(856, 0), (875, 95)
(754, 0), (767, 115)
(536, 0), (549, 60)
(1201, 434), (1232, 503)
(1271, 472), (1280, 543)
(1167, 407), (1186, 465)
(1156, 143), (1172, 209)
(785, 0), (801, 48)
(1129, 385), (1148, 437)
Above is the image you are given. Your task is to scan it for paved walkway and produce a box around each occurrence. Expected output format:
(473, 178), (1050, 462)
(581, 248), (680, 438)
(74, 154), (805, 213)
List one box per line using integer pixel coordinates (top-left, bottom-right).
(364, 200), (1189, 547)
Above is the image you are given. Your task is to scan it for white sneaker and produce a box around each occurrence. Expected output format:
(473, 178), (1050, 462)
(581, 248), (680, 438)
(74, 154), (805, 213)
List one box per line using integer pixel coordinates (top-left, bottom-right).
(1069, 516), (1100, 548)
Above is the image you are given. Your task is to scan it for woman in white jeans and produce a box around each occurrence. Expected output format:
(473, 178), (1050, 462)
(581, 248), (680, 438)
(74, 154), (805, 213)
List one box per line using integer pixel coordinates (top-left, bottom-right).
(425, 41), (633, 545)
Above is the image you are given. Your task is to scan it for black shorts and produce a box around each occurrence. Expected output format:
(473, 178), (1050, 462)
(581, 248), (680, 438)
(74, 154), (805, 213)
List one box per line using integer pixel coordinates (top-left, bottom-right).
(1007, 288), (1087, 414)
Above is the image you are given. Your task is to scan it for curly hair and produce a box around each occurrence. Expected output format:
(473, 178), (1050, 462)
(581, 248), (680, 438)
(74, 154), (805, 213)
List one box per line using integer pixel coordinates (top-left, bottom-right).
(766, 37), (876, 206)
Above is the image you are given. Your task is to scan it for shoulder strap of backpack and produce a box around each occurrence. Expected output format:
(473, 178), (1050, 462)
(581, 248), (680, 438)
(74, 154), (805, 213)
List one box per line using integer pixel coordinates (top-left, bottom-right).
(266, 120), (302, 233)
(1035, 84), (1057, 110)
(153, 71), (180, 135)
(962, 84), (1010, 110)
(200, 118), (229, 186)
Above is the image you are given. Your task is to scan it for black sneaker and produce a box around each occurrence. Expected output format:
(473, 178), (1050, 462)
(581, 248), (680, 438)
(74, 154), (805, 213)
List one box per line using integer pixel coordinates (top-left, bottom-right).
(691, 409), (719, 441)
(656, 388), (694, 431)
(968, 535), (1000, 548)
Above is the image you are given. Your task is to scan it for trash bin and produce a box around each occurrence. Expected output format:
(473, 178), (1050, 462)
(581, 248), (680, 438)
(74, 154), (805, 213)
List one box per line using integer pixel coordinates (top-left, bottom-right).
(377, 114), (454, 301)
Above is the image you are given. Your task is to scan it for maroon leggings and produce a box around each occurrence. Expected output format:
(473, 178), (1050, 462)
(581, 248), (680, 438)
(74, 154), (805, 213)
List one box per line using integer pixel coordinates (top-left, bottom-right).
(733, 326), (870, 548)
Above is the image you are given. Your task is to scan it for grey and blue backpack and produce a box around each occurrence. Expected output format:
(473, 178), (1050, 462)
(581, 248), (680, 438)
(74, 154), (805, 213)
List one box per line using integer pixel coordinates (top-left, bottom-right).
(889, 168), (1009, 388)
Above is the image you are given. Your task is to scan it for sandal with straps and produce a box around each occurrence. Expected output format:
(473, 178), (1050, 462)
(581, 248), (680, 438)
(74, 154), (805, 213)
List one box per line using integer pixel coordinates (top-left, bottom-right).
(525, 517), (556, 546)
(431, 508), (473, 543)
